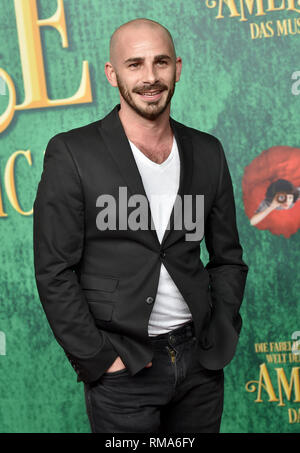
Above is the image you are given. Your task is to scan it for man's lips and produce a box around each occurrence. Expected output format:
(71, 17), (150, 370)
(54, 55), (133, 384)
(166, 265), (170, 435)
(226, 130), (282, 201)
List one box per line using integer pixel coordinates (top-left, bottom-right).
(137, 89), (164, 101)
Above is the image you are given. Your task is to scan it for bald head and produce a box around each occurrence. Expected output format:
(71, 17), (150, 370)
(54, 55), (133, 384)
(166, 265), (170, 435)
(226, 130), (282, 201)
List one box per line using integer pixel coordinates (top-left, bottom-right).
(109, 18), (176, 68)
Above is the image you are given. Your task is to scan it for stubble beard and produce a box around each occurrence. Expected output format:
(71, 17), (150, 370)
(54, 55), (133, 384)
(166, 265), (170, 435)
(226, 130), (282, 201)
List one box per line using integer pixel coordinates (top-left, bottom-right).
(115, 72), (176, 121)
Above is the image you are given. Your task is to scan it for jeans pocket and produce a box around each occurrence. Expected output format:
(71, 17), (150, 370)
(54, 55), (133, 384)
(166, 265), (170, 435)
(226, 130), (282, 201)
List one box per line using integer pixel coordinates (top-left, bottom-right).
(102, 367), (129, 378)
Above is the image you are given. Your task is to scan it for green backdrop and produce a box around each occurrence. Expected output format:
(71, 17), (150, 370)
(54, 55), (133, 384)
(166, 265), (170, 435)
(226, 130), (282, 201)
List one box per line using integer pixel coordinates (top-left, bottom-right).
(0, 0), (299, 433)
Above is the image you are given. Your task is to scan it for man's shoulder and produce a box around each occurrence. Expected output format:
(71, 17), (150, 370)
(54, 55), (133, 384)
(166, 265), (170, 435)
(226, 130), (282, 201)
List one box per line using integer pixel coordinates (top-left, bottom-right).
(49, 104), (116, 145)
(170, 117), (221, 148)
(48, 118), (101, 147)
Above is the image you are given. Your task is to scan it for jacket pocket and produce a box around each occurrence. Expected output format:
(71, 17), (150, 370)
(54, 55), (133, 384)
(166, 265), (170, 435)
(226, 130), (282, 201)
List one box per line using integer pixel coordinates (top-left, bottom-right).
(80, 273), (119, 292)
(87, 301), (114, 321)
(205, 297), (213, 327)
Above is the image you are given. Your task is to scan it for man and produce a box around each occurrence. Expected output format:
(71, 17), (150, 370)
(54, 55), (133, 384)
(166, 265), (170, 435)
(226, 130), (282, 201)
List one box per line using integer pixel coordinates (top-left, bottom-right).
(33, 18), (249, 433)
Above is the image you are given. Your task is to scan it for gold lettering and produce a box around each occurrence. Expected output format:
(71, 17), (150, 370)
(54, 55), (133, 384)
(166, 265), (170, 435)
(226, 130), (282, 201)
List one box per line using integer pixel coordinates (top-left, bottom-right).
(14, 0), (92, 110)
(288, 408), (297, 423)
(250, 21), (261, 38)
(289, 353), (300, 363)
(245, 363), (279, 403)
(205, 0), (217, 7)
(0, 0), (92, 133)
(276, 367), (300, 407)
(267, 0), (286, 11)
(240, 0), (266, 21)
(0, 179), (8, 217)
(287, 0), (300, 13)
(277, 18), (289, 34)
(4, 150), (33, 216)
(216, 0), (241, 19)
(255, 342), (269, 352)
(0, 69), (16, 133)
(288, 408), (300, 423)
(206, 0), (300, 19)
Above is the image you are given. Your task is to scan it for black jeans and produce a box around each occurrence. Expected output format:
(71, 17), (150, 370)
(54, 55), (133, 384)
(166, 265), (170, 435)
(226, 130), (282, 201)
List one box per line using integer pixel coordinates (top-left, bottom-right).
(83, 321), (224, 433)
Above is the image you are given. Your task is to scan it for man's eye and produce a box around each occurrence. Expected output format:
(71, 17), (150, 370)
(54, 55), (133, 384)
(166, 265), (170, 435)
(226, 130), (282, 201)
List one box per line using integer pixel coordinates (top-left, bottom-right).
(129, 63), (140, 68)
(157, 61), (167, 65)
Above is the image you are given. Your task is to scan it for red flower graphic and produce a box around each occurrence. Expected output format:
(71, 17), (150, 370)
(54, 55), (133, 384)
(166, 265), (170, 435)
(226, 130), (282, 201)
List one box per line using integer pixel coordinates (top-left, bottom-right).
(242, 146), (300, 238)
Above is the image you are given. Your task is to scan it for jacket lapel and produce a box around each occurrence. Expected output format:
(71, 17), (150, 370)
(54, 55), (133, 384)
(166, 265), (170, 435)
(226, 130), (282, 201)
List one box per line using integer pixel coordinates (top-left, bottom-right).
(98, 104), (194, 248)
(162, 118), (194, 246)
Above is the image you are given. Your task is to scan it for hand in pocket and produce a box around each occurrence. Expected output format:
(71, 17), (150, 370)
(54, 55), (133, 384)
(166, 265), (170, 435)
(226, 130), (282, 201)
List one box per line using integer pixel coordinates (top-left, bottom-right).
(105, 356), (152, 373)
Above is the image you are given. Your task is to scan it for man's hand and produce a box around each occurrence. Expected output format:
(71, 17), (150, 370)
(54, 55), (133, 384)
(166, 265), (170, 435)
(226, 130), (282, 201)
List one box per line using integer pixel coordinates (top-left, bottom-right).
(270, 197), (282, 210)
(106, 356), (152, 372)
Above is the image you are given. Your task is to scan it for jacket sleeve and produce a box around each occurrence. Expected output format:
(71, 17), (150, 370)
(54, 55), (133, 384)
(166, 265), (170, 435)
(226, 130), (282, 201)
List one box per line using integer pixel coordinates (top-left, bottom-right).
(33, 135), (119, 383)
(204, 139), (249, 335)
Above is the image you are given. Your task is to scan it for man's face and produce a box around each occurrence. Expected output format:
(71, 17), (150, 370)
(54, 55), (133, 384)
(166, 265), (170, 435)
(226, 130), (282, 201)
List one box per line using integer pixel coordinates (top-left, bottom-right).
(283, 194), (294, 209)
(110, 27), (181, 120)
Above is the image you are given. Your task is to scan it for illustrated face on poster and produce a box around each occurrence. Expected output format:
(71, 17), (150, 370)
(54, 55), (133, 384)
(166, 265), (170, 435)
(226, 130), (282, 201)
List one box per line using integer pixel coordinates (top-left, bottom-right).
(242, 146), (300, 238)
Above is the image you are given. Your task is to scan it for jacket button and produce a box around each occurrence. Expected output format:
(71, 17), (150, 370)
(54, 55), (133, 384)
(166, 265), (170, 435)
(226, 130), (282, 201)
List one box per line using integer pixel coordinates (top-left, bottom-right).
(160, 251), (166, 258)
(146, 296), (154, 304)
(169, 334), (176, 345)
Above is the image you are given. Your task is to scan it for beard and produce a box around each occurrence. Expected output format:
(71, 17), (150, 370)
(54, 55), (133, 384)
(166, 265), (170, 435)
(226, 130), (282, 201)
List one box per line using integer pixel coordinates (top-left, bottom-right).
(115, 72), (176, 120)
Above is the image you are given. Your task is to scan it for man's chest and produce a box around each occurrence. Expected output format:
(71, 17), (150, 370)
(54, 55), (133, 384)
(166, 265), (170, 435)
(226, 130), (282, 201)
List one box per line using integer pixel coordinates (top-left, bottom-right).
(135, 144), (171, 164)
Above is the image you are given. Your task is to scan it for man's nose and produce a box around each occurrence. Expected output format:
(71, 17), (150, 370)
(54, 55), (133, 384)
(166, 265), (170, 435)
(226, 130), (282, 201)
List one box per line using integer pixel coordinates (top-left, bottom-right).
(142, 63), (158, 85)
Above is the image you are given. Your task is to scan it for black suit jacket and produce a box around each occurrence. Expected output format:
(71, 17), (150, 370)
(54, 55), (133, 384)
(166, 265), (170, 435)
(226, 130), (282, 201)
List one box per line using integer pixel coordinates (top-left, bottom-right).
(33, 104), (249, 384)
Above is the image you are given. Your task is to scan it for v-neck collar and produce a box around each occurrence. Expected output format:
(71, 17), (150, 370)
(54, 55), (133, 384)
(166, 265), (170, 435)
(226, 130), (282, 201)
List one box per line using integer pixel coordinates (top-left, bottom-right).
(128, 136), (176, 170)
(98, 104), (194, 248)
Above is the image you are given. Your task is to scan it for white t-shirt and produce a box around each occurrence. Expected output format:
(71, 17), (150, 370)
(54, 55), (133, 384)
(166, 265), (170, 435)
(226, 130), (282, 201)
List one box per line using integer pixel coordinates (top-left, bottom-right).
(128, 136), (192, 336)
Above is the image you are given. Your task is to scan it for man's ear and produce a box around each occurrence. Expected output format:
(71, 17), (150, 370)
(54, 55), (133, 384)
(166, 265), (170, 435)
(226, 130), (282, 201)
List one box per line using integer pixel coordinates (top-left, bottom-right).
(104, 62), (118, 88)
(175, 56), (182, 83)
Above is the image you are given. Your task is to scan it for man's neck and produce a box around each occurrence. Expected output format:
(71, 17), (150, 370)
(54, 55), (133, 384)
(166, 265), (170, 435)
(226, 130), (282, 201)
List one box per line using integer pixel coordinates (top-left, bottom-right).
(118, 103), (173, 147)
